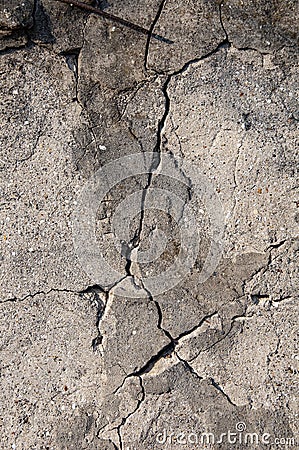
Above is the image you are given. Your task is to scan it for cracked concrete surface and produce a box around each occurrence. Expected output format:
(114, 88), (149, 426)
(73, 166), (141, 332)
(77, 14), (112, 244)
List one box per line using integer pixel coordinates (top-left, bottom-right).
(0, 0), (298, 449)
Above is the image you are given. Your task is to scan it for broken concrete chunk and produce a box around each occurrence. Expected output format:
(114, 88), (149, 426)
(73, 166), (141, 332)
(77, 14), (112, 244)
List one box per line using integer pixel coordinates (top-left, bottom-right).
(99, 283), (170, 392)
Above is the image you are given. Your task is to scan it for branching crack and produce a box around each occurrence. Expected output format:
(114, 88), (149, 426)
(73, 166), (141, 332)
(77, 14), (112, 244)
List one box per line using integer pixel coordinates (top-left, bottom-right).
(123, 0), (230, 284)
(266, 239), (286, 252)
(121, 73), (170, 276)
(118, 305), (218, 381)
(57, 0), (173, 45)
(188, 312), (244, 363)
(117, 376), (145, 450)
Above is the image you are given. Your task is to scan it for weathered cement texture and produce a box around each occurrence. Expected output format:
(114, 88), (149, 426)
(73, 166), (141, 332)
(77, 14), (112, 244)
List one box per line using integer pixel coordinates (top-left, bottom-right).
(0, 0), (298, 449)
(0, 291), (103, 449)
(221, 0), (299, 53)
(0, 47), (91, 300)
(147, 0), (226, 72)
(0, 0), (34, 50)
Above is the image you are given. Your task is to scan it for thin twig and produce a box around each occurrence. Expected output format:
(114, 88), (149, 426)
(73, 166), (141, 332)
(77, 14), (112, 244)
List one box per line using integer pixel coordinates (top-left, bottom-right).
(56, 0), (174, 44)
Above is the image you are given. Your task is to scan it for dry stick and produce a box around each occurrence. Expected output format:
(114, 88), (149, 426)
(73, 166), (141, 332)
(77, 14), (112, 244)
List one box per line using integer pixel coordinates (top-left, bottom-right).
(56, 0), (174, 44)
